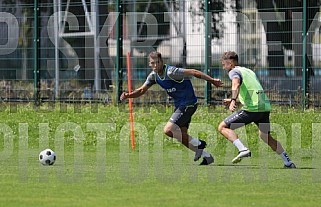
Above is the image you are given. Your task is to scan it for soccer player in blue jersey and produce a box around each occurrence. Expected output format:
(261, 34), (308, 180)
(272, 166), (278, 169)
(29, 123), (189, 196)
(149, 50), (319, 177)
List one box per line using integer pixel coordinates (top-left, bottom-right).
(120, 51), (223, 165)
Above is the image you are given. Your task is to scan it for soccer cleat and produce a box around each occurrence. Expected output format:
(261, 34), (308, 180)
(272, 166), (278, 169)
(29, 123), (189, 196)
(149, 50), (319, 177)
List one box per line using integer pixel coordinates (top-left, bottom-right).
(232, 149), (251, 164)
(194, 140), (207, 161)
(199, 154), (214, 165)
(284, 163), (296, 169)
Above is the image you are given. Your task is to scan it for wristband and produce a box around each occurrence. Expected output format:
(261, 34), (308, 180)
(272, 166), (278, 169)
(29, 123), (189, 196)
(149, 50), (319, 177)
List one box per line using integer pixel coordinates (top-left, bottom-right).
(231, 98), (237, 101)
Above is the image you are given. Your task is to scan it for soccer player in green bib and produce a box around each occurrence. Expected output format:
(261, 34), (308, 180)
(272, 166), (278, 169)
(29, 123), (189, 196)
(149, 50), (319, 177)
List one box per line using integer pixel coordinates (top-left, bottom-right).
(218, 51), (296, 168)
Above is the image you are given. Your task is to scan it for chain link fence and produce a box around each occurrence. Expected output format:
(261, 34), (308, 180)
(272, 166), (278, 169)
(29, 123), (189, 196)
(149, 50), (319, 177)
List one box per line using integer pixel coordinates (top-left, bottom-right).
(0, 0), (320, 107)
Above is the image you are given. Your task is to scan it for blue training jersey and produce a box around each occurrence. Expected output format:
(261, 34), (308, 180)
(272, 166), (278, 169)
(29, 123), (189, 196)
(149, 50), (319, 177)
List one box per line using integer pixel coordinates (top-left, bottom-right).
(144, 64), (197, 108)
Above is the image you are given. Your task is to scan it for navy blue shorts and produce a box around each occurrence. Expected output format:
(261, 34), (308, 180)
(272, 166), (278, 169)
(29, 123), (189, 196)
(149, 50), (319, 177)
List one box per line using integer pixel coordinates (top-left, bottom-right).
(224, 110), (271, 134)
(169, 104), (197, 128)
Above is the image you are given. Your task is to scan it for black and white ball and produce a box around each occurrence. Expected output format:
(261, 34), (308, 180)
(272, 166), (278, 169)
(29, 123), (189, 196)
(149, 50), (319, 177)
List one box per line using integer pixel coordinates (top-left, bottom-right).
(39, 149), (56, 166)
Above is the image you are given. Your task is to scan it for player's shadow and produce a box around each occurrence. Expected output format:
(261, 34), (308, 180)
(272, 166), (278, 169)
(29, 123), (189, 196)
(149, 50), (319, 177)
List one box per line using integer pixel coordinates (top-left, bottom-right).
(268, 166), (316, 170)
(215, 164), (316, 170)
(215, 164), (257, 168)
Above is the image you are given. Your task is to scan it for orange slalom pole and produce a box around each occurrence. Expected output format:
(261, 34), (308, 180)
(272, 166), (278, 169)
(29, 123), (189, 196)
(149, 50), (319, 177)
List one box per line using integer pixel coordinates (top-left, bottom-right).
(127, 52), (135, 149)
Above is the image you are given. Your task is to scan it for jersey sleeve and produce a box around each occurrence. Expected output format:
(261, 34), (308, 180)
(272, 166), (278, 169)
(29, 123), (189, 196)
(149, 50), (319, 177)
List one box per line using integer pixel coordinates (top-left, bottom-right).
(167, 66), (188, 81)
(228, 68), (243, 83)
(143, 71), (157, 87)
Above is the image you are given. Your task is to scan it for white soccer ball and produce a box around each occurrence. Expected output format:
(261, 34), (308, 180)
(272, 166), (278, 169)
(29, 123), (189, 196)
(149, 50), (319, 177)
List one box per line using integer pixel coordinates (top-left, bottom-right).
(39, 149), (56, 166)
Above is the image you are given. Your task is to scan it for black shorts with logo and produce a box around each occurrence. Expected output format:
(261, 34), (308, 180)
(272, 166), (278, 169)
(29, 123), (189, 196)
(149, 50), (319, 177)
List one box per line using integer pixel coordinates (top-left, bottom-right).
(169, 104), (197, 128)
(224, 110), (271, 134)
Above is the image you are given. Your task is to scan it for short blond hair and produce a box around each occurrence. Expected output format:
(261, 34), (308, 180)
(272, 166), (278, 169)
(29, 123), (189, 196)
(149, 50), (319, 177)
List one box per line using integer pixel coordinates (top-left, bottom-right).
(221, 51), (238, 63)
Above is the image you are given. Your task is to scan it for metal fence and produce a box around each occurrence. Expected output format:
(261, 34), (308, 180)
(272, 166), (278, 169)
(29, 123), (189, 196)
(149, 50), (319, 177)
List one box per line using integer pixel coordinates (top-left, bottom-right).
(0, 0), (320, 108)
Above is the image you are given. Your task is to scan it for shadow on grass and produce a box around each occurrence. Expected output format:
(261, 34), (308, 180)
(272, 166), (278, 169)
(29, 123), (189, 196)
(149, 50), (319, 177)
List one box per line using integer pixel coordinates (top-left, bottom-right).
(213, 164), (316, 170)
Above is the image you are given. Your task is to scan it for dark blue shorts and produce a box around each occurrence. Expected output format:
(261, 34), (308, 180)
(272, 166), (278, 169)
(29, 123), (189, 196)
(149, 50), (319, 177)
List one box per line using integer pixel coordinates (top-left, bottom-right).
(169, 104), (197, 128)
(224, 110), (271, 134)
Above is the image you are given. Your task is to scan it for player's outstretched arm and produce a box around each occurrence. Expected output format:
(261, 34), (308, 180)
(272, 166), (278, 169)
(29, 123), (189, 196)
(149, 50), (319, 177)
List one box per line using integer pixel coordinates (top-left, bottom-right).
(183, 69), (223, 87)
(227, 77), (241, 112)
(120, 84), (150, 101)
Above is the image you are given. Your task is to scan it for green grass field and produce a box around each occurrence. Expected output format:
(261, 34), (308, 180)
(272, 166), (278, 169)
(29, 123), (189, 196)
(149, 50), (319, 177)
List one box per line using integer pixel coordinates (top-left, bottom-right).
(0, 103), (321, 207)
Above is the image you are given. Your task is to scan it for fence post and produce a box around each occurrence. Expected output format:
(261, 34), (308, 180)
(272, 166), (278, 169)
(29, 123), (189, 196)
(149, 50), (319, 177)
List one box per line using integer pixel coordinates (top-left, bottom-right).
(116, 0), (124, 104)
(302, 0), (307, 109)
(205, 0), (212, 105)
(33, 0), (41, 105)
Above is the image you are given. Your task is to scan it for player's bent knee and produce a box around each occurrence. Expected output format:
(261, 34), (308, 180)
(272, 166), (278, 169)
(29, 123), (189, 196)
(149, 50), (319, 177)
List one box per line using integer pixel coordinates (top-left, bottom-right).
(163, 126), (173, 137)
(218, 122), (227, 133)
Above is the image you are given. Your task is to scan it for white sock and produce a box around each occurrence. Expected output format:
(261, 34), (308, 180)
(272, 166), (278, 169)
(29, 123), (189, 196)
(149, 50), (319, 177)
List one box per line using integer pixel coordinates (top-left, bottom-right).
(280, 151), (292, 165)
(233, 139), (248, 151)
(189, 137), (201, 147)
(201, 151), (211, 158)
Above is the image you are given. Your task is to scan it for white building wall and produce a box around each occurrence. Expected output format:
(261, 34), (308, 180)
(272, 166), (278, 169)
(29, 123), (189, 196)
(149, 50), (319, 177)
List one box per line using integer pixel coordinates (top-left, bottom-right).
(166, 0), (238, 65)
(163, 0), (268, 66)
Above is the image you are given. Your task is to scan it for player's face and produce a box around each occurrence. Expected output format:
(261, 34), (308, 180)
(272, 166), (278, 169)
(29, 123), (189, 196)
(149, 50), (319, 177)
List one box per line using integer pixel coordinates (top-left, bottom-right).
(221, 60), (233, 71)
(149, 57), (163, 73)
